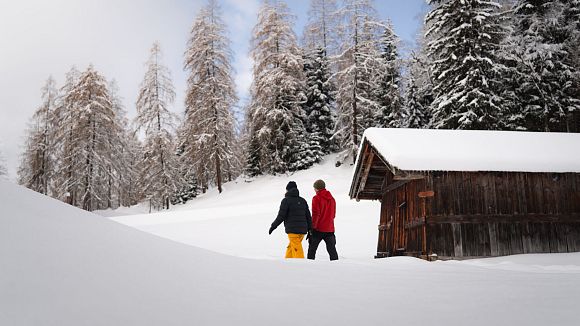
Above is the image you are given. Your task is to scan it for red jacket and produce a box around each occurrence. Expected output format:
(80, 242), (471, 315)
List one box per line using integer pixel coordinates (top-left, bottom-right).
(312, 189), (336, 232)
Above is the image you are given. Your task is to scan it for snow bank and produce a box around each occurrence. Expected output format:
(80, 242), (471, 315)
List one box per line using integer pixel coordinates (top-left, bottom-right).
(3, 176), (580, 326)
(362, 128), (580, 173)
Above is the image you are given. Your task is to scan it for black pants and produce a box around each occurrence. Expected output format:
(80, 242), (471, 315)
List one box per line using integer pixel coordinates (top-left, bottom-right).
(307, 230), (338, 261)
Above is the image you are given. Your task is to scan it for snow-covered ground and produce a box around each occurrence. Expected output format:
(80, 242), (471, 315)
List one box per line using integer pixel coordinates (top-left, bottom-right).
(102, 155), (380, 260)
(2, 157), (580, 326)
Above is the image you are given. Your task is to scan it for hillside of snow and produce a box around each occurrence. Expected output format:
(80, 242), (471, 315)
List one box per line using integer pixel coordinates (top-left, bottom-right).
(2, 158), (580, 325)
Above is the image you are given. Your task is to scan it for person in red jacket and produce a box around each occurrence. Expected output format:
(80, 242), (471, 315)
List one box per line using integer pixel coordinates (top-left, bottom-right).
(307, 179), (339, 261)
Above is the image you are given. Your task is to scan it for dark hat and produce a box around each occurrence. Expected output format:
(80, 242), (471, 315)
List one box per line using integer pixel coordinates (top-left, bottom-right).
(286, 181), (297, 190)
(313, 179), (326, 190)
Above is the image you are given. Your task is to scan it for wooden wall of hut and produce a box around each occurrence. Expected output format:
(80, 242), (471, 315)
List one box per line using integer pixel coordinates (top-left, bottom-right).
(378, 171), (580, 259)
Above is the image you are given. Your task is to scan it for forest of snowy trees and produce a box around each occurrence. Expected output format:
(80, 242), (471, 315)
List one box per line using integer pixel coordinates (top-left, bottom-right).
(17, 0), (580, 211)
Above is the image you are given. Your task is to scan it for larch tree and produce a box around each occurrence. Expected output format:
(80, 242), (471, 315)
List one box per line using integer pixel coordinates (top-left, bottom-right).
(108, 79), (136, 208)
(52, 66), (81, 205)
(18, 76), (58, 195)
(182, 0), (239, 194)
(246, 0), (309, 175)
(333, 0), (380, 164)
(135, 42), (181, 210)
(64, 66), (125, 211)
(303, 0), (340, 56)
(426, 0), (509, 130)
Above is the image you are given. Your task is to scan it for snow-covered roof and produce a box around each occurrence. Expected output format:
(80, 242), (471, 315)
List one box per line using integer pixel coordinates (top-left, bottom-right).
(359, 128), (580, 173)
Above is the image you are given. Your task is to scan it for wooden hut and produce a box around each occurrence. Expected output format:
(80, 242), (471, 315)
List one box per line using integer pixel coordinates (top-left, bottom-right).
(349, 128), (580, 259)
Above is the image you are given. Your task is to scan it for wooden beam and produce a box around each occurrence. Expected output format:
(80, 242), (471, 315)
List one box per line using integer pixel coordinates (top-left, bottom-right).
(383, 180), (410, 193)
(356, 150), (375, 200)
(426, 213), (580, 224)
(393, 172), (425, 180)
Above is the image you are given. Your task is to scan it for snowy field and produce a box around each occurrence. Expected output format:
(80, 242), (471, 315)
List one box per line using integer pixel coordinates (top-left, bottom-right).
(102, 155), (381, 260)
(2, 157), (580, 326)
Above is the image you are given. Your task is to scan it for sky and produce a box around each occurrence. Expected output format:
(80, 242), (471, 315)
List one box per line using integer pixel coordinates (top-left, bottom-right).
(0, 0), (428, 180)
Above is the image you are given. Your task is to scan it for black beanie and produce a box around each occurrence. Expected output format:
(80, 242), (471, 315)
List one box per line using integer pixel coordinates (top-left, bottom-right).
(286, 181), (297, 191)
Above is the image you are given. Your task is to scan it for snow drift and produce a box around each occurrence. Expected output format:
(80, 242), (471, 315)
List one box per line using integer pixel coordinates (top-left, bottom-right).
(2, 180), (580, 326)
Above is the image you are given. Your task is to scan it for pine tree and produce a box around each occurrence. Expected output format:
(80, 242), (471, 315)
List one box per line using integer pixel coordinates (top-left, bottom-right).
(427, 0), (509, 130)
(404, 73), (428, 129)
(303, 47), (335, 162)
(246, 0), (309, 174)
(405, 51), (434, 128)
(172, 145), (199, 205)
(333, 0), (380, 164)
(135, 43), (181, 210)
(372, 20), (403, 128)
(506, 0), (580, 131)
(563, 0), (580, 132)
(18, 76), (58, 195)
(182, 0), (239, 193)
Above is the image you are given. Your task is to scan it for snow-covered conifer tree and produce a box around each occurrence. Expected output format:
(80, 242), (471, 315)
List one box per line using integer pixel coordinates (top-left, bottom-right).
(181, 0), (239, 193)
(74, 67), (124, 211)
(52, 66), (80, 205)
(333, 0), (380, 164)
(18, 76), (58, 195)
(508, 0), (580, 131)
(120, 132), (143, 207)
(246, 0), (309, 174)
(135, 43), (181, 210)
(372, 20), (403, 128)
(405, 51), (434, 128)
(565, 0), (580, 131)
(404, 72), (428, 129)
(172, 143), (199, 205)
(426, 0), (509, 130)
(108, 79), (137, 208)
(61, 66), (125, 211)
(303, 47), (335, 162)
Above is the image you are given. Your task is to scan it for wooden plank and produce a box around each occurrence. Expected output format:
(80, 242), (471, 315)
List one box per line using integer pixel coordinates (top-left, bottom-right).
(509, 223), (524, 255)
(522, 222), (533, 254)
(489, 222), (499, 256)
(452, 223), (463, 257)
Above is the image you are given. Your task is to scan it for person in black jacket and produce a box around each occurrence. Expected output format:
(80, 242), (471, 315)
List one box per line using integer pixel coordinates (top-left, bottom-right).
(269, 181), (312, 258)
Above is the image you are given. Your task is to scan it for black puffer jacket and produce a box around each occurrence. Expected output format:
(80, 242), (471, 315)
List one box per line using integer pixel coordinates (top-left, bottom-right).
(271, 188), (312, 234)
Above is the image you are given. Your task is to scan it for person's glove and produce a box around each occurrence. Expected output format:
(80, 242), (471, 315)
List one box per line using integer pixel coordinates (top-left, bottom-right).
(268, 226), (275, 235)
(306, 229), (312, 240)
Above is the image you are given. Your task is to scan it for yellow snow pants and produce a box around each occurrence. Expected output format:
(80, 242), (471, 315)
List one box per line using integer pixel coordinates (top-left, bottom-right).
(285, 234), (305, 259)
